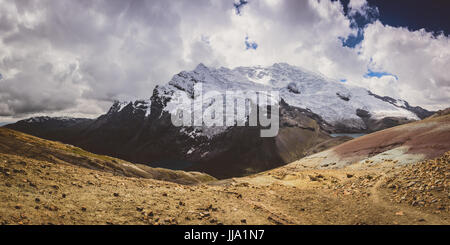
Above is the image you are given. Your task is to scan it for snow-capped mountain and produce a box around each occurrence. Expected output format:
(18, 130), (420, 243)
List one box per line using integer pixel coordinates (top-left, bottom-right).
(115, 63), (430, 133)
(5, 63), (432, 178)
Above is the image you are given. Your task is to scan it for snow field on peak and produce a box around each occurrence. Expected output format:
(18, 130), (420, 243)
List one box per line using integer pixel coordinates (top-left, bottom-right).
(162, 63), (419, 129)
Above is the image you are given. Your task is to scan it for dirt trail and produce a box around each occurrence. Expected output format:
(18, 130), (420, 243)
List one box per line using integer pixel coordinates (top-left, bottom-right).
(230, 155), (449, 225)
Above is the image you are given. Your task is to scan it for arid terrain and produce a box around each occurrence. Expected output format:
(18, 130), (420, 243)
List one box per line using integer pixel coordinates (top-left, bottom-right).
(0, 114), (449, 225)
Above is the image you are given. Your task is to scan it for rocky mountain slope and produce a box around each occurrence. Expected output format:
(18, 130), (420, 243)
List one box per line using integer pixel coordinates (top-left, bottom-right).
(0, 113), (448, 225)
(5, 63), (432, 178)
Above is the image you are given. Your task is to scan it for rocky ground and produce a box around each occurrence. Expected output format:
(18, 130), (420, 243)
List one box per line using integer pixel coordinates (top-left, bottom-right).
(1, 150), (448, 225)
(383, 152), (449, 213)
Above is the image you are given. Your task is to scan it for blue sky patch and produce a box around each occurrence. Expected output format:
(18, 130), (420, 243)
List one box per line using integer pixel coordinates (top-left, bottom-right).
(234, 0), (248, 15)
(365, 69), (398, 79)
(340, 29), (365, 48)
(245, 36), (258, 50)
(338, 0), (379, 48)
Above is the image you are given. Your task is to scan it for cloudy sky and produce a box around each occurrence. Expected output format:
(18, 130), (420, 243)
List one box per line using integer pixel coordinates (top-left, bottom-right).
(0, 0), (449, 122)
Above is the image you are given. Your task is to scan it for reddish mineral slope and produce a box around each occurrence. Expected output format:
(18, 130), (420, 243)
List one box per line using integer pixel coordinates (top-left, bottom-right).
(334, 114), (449, 159)
(290, 113), (450, 170)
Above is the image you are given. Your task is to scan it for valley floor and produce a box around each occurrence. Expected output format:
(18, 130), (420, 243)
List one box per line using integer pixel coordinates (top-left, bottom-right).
(1, 151), (448, 225)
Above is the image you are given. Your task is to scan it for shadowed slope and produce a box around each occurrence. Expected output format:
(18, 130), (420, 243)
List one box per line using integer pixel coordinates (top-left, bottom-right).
(0, 128), (215, 185)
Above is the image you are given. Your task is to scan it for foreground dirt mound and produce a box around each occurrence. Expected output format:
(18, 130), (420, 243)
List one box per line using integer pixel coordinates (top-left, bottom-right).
(0, 128), (215, 185)
(1, 150), (448, 225)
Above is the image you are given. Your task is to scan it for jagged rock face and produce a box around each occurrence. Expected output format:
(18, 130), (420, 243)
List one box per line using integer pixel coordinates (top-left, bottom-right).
(4, 63), (432, 178)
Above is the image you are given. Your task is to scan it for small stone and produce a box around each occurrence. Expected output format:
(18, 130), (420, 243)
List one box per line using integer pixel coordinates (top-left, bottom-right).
(45, 205), (59, 211)
(309, 175), (318, 181)
(395, 211), (404, 216)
